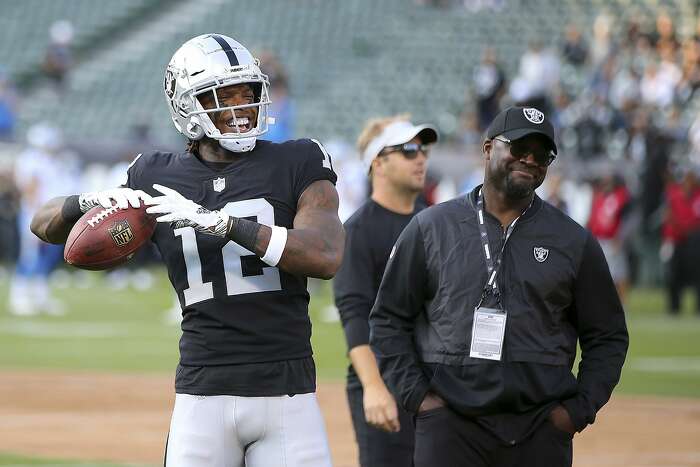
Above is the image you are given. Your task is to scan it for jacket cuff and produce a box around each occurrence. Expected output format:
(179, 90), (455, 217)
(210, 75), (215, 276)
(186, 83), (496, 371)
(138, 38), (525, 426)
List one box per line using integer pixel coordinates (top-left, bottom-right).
(561, 396), (592, 432)
(342, 316), (370, 351)
(405, 380), (432, 413)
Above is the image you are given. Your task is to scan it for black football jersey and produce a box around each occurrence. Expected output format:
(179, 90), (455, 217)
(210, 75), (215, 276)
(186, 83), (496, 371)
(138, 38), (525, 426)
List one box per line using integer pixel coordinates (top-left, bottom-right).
(125, 139), (337, 374)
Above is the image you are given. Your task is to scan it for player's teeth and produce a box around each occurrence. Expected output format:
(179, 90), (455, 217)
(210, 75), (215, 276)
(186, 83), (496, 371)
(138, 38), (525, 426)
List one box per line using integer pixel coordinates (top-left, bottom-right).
(227, 118), (249, 127)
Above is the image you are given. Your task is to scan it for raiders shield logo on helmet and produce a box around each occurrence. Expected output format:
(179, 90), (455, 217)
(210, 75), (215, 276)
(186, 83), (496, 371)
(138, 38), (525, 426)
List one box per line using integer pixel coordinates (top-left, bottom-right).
(164, 69), (176, 99)
(523, 108), (545, 124)
(533, 246), (549, 263)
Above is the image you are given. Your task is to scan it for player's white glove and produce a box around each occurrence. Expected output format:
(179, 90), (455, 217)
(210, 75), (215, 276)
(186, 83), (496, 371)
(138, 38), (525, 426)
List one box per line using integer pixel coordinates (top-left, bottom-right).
(78, 188), (153, 212)
(145, 184), (229, 237)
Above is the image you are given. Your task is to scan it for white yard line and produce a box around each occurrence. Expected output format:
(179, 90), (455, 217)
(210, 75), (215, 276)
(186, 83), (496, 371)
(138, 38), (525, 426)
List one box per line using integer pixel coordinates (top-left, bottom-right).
(0, 320), (133, 338)
(629, 357), (700, 373)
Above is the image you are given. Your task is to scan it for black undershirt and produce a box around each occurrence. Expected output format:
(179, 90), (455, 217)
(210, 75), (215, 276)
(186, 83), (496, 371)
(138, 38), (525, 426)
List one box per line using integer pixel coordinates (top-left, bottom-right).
(333, 199), (422, 390)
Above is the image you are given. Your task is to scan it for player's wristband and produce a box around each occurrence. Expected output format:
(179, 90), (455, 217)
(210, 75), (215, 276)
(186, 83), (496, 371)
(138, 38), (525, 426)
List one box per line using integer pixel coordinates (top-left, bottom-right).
(61, 195), (84, 223)
(261, 226), (288, 267)
(225, 216), (262, 253)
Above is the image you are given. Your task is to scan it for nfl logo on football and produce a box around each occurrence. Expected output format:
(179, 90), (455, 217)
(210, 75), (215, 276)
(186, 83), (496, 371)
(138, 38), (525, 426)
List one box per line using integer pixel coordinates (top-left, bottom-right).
(109, 220), (134, 247)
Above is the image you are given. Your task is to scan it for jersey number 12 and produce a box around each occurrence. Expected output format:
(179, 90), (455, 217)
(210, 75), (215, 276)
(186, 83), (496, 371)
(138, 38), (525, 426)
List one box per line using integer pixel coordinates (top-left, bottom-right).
(174, 198), (282, 306)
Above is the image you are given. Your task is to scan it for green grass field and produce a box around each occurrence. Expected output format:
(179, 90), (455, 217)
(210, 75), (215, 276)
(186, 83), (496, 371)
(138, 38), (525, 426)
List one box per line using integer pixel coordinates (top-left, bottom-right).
(0, 267), (698, 465)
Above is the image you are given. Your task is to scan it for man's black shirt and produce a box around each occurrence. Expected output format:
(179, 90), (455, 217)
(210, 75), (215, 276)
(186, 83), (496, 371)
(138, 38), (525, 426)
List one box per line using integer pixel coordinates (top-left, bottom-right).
(333, 199), (421, 389)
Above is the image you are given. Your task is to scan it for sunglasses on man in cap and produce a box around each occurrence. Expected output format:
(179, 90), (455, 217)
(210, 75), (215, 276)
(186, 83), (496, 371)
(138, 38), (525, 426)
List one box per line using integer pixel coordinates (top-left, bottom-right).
(378, 142), (430, 160)
(493, 136), (556, 167)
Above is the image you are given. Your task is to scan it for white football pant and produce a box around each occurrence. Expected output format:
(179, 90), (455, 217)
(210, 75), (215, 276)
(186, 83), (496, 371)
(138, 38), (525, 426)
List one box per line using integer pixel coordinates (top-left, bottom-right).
(165, 393), (333, 467)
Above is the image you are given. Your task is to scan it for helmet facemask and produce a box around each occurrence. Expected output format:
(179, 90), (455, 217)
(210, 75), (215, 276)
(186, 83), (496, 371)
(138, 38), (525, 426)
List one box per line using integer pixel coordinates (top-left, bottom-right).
(188, 70), (271, 152)
(164, 34), (274, 153)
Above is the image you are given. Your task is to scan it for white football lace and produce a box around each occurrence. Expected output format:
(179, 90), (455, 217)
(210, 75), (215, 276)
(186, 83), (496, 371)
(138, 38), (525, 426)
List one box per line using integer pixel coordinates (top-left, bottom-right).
(87, 205), (120, 227)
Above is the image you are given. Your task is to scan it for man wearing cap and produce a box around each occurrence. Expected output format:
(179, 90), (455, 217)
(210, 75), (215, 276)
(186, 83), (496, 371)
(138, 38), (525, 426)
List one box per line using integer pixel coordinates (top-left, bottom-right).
(369, 107), (628, 466)
(333, 115), (438, 467)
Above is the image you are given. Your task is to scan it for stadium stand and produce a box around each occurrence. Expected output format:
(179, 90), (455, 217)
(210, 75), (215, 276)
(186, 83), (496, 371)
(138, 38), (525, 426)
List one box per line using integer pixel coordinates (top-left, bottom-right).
(3, 0), (691, 145)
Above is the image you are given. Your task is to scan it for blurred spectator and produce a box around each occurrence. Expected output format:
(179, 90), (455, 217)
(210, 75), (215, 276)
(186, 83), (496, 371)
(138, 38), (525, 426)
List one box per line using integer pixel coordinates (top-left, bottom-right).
(677, 38), (700, 102)
(561, 24), (588, 67)
(608, 66), (640, 111)
(0, 168), (20, 264)
(573, 107), (607, 159)
(660, 166), (700, 316)
(653, 12), (679, 53)
(640, 53), (681, 109)
(0, 71), (18, 142)
(41, 20), (74, 91)
(627, 110), (672, 228)
(259, 50), (295, 142)
(591, 13), (613, 65)
(8, 123), (80, 316)
(511, 40), (559, 114)
(324, 139), (367, 223)
(457, 111), (482, 147)
(472, 47), (506, 131)
(540, 171), (569, 214)
(588, 173), (633, 301)
(688, 112), (700, 164)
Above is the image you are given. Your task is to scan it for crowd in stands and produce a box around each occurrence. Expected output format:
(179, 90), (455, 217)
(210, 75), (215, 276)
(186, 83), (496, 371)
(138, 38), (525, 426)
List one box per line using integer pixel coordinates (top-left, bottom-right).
(1, 9), (699, 316)
(453, 10), (700, 315)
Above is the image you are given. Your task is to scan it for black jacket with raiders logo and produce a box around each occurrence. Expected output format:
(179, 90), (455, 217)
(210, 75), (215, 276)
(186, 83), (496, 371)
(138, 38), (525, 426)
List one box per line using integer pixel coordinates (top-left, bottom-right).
(125, 139), (336, 396)
(369, 185), (628, 443)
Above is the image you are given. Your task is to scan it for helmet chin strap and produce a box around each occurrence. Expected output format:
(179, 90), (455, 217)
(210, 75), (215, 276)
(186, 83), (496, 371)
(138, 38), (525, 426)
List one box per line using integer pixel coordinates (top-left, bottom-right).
(219, 137), (257, 153)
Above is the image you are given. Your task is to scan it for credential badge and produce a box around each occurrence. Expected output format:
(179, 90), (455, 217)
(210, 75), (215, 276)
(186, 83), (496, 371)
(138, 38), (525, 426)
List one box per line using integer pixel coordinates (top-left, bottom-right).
(533, 246), (549, 263)
(109, 220), (134, 247)
(213, 177), (226, 192)
(523, 108), (544, 124)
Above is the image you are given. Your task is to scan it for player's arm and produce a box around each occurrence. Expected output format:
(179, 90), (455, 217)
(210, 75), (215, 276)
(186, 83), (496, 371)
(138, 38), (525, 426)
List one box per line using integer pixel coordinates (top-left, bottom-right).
(31, 189), (153, 244)
(228, 179), (343, 278)
(276, 179), (344, 278)
(30, 196), (76, 244)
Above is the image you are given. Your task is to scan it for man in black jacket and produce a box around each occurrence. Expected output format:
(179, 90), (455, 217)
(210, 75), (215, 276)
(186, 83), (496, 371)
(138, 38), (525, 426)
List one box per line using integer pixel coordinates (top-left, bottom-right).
(369, 106), (628, 467)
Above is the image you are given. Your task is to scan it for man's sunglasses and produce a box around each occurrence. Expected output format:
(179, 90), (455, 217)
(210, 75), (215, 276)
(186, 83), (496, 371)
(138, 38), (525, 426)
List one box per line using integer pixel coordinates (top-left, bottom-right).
(379, 143), (430, 159)
(493, 136), (556, 167)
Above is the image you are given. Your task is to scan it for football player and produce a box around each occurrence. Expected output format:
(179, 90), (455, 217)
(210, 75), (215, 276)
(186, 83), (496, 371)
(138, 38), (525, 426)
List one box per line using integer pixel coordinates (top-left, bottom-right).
(30, 34), (344, 467)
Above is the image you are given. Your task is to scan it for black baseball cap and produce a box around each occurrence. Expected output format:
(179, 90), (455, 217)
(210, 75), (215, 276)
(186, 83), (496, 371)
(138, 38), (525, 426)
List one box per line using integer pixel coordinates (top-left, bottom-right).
(486, 106), (557, 154)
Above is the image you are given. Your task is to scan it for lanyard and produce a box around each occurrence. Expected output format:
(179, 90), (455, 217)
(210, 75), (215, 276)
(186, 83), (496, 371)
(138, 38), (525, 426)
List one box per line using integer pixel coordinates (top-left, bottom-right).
(475, 189), (531, 308)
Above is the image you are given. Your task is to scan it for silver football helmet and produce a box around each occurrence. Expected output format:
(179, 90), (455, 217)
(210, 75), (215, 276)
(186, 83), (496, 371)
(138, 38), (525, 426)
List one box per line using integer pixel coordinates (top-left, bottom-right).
(164, 34), (272, 153)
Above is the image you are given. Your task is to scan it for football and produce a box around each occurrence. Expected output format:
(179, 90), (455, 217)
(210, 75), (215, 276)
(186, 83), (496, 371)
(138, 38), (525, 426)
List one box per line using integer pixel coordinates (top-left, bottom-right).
(64, 204), (157, 271)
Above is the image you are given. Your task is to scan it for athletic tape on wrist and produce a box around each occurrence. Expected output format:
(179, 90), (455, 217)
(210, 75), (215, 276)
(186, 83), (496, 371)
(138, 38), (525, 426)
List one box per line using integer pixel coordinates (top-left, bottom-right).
(261, 226), (288, 267)
(61, 195), (83, 223)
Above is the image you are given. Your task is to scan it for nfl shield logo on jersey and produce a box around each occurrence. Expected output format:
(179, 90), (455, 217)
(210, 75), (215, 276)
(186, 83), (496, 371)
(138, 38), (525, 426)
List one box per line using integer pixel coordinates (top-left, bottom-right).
(533, 246), (549, 263)
(213, 177), (226, 192)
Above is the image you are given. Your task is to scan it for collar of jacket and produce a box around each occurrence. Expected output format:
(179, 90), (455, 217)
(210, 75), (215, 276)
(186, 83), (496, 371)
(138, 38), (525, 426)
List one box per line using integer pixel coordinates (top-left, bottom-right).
(462, 184), (543, 224)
